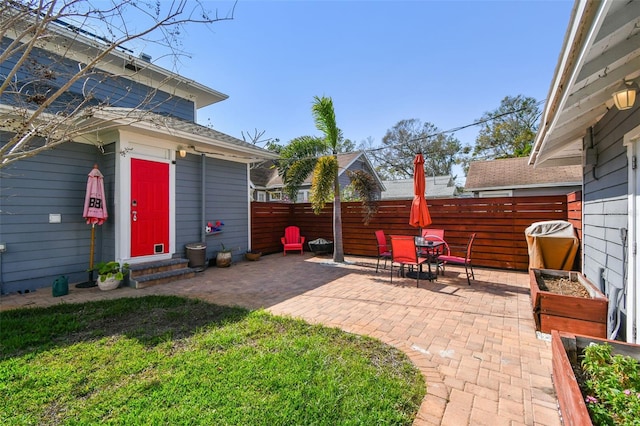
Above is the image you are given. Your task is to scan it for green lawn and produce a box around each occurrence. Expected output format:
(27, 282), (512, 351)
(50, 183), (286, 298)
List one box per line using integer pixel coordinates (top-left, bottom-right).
(0, 296), (425, 425)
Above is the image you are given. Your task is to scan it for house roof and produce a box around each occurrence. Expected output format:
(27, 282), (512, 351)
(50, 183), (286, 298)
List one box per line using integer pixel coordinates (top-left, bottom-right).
(381, 175), (455, 199)
(80, 107), (278, 163)
(250, 160), (278, 188)
(465, 157), (582, 191)
(250, 151), (385, 189)
(529, 0), (640, 167)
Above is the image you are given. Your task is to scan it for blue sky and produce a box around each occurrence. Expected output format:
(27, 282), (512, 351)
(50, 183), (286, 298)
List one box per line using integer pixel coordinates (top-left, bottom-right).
(148, 1), (574, 178)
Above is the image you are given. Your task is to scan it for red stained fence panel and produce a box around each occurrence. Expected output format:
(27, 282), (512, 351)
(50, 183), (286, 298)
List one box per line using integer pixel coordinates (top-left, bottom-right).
(251, 193), (581, 271)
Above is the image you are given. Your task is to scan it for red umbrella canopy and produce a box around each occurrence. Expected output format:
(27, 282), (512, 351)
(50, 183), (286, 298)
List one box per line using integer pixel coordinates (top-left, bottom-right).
(83, 164), (108, 225)
(409, 153), (432, 229)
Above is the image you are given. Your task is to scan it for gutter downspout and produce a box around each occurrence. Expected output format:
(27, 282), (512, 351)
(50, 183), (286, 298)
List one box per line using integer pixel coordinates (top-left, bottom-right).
(200, 154), (206, 243)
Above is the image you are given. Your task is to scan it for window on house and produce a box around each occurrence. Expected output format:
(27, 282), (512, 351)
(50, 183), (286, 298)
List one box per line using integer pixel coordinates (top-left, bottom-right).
(257, 192), (266, 202)
(479, 190), (513, 198)
(269, 191), (282, 201)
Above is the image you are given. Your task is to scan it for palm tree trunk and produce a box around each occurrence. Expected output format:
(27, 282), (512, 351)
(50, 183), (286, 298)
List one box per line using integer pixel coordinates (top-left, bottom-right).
(332, 169), (345, 263)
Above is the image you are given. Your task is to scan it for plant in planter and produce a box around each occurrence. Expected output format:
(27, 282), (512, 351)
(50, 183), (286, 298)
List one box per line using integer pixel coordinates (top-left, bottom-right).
(95, 261), (129, 291)
(551, 330), (640, 426)
(581, 341), (640, 424)
(216, 244), (233, 267)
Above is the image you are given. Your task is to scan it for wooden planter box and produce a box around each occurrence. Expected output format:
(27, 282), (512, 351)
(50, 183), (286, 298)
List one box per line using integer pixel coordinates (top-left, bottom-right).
(551, 331), (640, 426)
(529, 269), (608, 338)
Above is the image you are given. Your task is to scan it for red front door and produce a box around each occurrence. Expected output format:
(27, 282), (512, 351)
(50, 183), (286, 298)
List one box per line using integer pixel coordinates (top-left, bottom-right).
(131, 158), (169, 257)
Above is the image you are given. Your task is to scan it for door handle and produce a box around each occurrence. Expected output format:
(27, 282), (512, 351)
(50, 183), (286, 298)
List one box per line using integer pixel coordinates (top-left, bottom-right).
(132, 211), (137, 222)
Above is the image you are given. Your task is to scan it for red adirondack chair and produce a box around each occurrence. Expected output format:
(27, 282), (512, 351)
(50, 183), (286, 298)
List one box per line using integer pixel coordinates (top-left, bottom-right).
(281, 226), (305, 255)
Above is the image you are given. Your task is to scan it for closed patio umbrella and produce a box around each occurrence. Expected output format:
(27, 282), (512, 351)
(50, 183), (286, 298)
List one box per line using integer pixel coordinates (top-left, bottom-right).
(409, 153), (432, 231)
(77, 164), (108, 288)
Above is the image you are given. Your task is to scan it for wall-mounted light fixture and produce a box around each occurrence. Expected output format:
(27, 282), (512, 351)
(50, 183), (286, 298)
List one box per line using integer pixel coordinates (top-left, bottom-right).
(177, 146), (187, 158)
(612, 80), (638, 111)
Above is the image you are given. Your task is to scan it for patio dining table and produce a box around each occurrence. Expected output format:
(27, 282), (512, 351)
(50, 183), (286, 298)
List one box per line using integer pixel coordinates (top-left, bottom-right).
(405, 237), (444, 281)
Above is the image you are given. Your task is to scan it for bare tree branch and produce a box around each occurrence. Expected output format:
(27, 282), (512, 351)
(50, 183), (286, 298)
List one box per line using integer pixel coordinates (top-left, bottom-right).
(0, 0), (236, 168)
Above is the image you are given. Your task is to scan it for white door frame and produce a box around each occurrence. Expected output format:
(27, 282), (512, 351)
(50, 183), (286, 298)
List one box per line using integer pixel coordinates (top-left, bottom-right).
(115, 132), (176, 265)
(624, 124), (640, 343)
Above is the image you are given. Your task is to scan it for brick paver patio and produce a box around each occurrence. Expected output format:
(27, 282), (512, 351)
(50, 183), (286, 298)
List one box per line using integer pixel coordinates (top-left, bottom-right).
(0, 253), (561, 425)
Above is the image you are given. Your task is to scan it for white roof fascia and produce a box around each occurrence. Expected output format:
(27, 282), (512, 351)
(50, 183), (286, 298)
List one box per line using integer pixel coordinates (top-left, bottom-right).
(358, 153), (387, 191)
(339, 152), (386, 191)
(90, 110), (278, 163)
(466, 181), (582, 192)
(530, 0), (610, 167)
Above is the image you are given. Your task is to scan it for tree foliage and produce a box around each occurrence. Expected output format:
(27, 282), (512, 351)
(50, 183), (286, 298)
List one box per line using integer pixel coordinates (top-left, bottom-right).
(276, 135), (327, 200)
(369, 119), (461, 180)
(0, 0), (234, 168)
(343, 170), (379, 224)
(275, 96), (380, 262)
(472, 95), (541, 160)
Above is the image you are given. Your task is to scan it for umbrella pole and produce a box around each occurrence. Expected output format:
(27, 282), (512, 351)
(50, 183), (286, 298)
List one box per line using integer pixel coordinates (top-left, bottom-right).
(76, 224), (97, 288)
(89, 223), (95, 271)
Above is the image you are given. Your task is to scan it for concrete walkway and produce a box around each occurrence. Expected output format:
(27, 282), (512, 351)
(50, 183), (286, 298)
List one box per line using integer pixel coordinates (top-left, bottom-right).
(0, 253), (561, 425)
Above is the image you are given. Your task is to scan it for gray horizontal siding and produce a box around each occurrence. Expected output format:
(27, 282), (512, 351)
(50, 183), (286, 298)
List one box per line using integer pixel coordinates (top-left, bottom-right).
(339, 157), (383, 198)
(176, 154), (249, 263)
(1, 37), (194, 121)
(582, 105), (638, 340)
(0, 136), (109, 293)
(176, 154), (204, 250)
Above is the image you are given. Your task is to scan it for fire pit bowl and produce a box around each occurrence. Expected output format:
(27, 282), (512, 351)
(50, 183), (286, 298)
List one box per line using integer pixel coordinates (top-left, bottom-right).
(308, 238), (333, 255)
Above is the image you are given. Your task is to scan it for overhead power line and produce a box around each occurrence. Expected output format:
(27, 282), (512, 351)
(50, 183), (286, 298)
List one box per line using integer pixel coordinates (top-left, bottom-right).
(263, 98), (546, 165)
(366, 99), (546, 153)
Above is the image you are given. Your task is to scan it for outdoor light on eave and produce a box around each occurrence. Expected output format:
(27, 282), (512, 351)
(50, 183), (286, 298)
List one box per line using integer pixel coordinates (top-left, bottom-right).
(177, 146), (187, 158)
(612, 79), (639, 111)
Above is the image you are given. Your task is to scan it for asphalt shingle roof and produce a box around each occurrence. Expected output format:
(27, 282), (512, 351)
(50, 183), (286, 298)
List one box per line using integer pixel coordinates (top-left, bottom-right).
(464, 157), (582, 190)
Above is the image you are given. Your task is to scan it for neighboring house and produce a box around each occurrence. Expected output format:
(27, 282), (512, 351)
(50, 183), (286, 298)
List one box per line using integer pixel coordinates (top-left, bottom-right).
(0, 18), (277, 293)
(250, 151), (385, 202)
(249, 160), (283, 202)
(380, 175), (456, 199)
(464, 157), (582, 197)
(529, 0), (640, 342)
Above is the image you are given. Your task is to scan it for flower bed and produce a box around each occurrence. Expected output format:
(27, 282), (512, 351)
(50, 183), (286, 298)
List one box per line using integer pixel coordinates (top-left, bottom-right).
(552, 331), (640, 425)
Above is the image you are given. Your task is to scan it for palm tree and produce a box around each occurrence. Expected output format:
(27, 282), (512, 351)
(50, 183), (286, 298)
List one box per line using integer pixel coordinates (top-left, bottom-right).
(277, 96), (345, 262)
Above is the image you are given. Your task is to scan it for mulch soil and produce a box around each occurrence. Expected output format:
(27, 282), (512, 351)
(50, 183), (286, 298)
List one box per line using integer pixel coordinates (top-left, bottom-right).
(537, 275), (591, 298)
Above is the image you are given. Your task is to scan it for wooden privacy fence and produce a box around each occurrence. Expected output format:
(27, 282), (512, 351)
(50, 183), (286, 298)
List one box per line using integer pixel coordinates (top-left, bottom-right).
(251, 192), (582, 271)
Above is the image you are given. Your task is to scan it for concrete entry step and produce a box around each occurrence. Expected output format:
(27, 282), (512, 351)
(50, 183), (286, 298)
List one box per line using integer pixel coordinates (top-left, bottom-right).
(127, 258), (197, 289)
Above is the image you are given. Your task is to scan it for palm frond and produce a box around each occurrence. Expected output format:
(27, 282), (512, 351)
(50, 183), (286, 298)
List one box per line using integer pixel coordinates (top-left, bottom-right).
(312, 96), (339, 151)
(276, 136), (326, 200)
(310, 155), (338, 214)
(345, 170), (379, 225)
(283, 158), (317, 200)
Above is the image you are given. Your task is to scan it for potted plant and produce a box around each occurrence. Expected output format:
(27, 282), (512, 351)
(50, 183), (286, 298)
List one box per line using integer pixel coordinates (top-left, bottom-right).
(529, 268), (608, 337)
(245, 249), (262, 261)
(216, 244), (232, 267)
(551, 330), (640, 425)
(95, 261), (129, 291)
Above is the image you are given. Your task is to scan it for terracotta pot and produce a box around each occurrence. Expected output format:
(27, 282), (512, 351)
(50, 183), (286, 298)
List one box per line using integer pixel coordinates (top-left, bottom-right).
(216, 251), (232, 267)
(529, 268), (608, 337)
(551, 331), (640, 426)
(245, 251), (262, 261)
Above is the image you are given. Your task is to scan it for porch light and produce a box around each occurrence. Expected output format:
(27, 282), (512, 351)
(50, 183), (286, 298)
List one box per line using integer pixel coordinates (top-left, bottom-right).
(612, 80), (638, 111)
(177, 146), (187, 158)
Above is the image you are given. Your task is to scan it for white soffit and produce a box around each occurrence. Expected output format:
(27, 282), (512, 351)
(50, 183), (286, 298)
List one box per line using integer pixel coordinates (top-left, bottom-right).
(531, 0), (640, 167)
